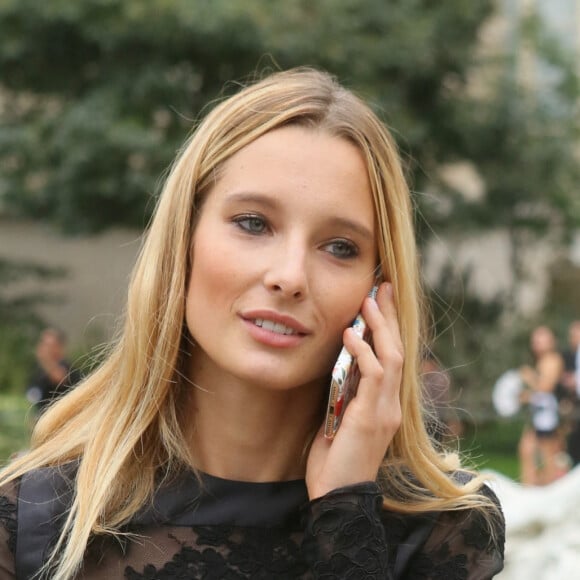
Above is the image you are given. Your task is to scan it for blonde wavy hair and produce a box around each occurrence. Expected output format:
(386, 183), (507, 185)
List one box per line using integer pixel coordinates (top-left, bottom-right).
(1, 67), (494, 579)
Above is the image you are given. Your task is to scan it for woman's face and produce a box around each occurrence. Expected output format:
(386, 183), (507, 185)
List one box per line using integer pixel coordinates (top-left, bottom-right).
(185, 125), (378, 393)
(569, 323), (580, 350)
(531, 326), (555, 357)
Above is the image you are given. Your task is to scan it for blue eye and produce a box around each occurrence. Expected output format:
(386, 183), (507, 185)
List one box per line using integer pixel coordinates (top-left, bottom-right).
(325, 239), (359, 259)
(233, 214), (268, 234)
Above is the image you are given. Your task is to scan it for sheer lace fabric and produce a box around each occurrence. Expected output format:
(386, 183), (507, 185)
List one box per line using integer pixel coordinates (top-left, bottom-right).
(0, 471), (504, 579)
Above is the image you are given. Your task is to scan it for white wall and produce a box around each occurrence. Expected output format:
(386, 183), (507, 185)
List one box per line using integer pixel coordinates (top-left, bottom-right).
(423, 229), (558, 316)
(0, 218), (142, 348)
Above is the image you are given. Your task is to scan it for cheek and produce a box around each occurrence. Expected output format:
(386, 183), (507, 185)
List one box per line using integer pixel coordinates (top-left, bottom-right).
(185, 232), (254, 334)
(320, 286), (370, 344)
(190, 244), (229, 297)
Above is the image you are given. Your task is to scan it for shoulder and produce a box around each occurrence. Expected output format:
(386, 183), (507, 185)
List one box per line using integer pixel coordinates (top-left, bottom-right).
(388, 471), (504, 577)
(0, 465), (76, 580)
(448, 470), (505, 529)
(13, 464), (76, 538)
(540, 351), (564, 371)
(431, 471), (505, 555)
(455, 470), (503, 507)
(374, 471), (504, 578)
(380, 469), (504, 549)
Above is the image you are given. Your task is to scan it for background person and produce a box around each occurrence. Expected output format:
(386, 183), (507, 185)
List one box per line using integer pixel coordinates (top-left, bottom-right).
(518, 325), (566, 485)
(562, 320), (580, 466)
(0, 68), (504, 579)
(25, 328), (80, 416)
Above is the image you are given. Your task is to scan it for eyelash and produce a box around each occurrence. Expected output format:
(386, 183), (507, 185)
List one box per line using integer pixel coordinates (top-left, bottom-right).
(231, 214), (359, 260)
(232, 214), (269, 235)
(324, 239), (359, 259)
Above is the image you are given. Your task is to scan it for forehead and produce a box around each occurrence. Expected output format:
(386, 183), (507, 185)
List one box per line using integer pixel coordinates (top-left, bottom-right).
(43, 330), (60, 340)
(533, 327), (553, 341)
(208, 126), (375, 220)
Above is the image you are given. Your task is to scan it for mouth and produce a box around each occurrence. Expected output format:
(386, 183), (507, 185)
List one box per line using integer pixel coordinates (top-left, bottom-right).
(240, 311), (310, 348)
(251, 318), (303, 336)
(240, 310), (311, 337)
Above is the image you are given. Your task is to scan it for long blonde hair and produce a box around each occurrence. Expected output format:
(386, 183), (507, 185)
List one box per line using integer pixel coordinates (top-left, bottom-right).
(2, 68), (493, 579)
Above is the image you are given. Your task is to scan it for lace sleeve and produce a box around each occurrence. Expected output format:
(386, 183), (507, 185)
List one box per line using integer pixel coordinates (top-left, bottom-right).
(301, 480), (504, 580)
(406, 484), (505, 580)
(0, 482), (18, 580)
(301, 481), (391, 579)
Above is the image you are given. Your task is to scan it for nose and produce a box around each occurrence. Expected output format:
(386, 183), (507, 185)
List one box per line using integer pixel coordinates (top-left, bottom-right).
(263, 241), (309, 300)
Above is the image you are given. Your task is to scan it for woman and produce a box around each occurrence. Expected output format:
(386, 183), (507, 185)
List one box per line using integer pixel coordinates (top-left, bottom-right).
(518, 325), (566, 486)
(0, 68), (504, 579)
(25, 328), (80, 417)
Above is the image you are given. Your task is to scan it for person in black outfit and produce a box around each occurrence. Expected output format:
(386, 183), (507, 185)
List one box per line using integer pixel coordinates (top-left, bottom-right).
(562, 320), (580, 465)
(25, 328), (79, 415)
(0, 68), (504, 579)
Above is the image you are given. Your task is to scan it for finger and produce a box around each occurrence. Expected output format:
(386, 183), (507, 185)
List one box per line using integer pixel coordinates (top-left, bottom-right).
(360, 284), (404, 399)
(341, 325), (402, 437)
(367, 283), (404, 357)
(341, 325), (389, 413)
(342, 325), (383, 383)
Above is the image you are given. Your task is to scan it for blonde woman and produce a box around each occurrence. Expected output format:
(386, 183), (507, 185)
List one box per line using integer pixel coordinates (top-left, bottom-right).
(0, 68), (504, 579)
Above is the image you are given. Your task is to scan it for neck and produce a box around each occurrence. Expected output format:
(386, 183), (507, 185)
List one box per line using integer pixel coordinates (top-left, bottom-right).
(185, 378), (325, 482)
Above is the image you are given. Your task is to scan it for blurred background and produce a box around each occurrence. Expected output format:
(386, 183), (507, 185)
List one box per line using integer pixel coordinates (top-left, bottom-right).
(0, 0), (579, 485)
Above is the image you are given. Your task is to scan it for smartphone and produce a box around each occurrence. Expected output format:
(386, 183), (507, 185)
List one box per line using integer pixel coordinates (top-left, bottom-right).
(324, 286), (379, 439)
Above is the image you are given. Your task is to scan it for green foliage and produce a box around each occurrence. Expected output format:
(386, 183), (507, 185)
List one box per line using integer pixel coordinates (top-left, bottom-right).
(0, 0), (264, 232)
(462, 417), (524, 481)
(0, 258), (65, 326)
(0, 0), (497, 233)
(254, 0), (494, 162)
(444, 81), (580, 235)
(0, 394), (31, 463)
(0, 258), (65, 393)
(0, 325), (36, 395)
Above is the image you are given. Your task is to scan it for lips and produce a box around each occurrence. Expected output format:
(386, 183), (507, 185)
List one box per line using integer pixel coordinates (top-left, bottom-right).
(240, 310), (310, 336)
(253, 318), (300, 335)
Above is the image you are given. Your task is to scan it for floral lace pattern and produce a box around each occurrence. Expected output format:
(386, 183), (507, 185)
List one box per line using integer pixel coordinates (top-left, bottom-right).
(0, 475), (504, 579)
(303, 483), (389, 577)
(122, 528), (308, 580)
(0, 496), (16, 555)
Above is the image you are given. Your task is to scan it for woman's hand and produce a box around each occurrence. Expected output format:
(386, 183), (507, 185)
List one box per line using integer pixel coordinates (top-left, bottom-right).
(305, 282), (403, 500)
(519, 365), (537, 390)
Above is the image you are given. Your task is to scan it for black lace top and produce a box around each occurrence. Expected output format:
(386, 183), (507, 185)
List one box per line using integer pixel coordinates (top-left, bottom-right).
(0, 468), (504, 579)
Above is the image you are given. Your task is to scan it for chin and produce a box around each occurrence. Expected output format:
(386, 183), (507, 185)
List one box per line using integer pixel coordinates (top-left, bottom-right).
(242, 366), (327, 393)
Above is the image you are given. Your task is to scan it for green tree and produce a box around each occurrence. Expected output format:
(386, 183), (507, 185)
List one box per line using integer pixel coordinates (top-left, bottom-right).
(0, 258), (65, 393)
(0, 0), (265, 232)
(0, 0), (496, 233)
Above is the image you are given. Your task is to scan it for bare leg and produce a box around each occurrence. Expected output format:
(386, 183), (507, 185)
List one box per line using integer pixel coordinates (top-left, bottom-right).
(537, 436), (561, 485)
(519, 428), (538, 485)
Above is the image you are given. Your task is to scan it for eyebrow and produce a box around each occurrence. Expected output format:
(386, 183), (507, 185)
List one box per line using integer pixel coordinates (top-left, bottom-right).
(225, 192), (375, 241)
(225, 192), (279, 210)
(326, 216), (375, 241)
